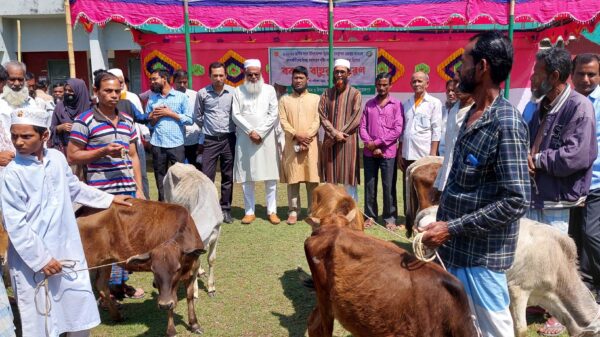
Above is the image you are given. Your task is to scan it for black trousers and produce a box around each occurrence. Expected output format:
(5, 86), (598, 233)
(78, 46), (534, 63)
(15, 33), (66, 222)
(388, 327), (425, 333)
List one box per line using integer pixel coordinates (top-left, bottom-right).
(152, 145), (185, 201)
(184, 144), (202, 171)
(363, 155), (398, 224)
(201, 133), (236, 211)
(570, 188), (600, 294)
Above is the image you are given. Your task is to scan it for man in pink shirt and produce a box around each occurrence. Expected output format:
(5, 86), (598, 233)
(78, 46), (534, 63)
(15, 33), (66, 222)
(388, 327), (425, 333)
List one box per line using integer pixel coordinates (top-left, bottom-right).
(359, 73), (404, 229)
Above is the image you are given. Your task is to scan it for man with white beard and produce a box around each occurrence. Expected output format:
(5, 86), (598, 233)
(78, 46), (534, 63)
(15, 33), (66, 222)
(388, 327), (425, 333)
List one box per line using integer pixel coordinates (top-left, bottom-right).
(0, 61), (38, 141)
(232, 59), (281, 225)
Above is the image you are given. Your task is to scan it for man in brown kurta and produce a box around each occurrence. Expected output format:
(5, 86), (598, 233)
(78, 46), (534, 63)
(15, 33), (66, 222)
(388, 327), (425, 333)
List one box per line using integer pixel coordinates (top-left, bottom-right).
(319, 58), (363, 201)
(279, 66), (321, 224)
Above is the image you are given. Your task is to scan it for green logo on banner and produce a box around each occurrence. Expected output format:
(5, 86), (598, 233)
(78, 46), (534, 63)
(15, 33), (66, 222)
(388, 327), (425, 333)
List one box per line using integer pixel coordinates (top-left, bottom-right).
(415, 63), (430, 74)
(191, 64), (205, 76)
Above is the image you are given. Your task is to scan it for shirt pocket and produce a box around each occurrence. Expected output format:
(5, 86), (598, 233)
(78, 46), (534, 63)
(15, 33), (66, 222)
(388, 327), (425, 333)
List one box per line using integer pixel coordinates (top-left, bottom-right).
(454, 141), (494, 190)
(454, 160), (482, 190)
(383, 112), (397, 127)
(205, 97), (219, 111)
(413, 113), (431, 135)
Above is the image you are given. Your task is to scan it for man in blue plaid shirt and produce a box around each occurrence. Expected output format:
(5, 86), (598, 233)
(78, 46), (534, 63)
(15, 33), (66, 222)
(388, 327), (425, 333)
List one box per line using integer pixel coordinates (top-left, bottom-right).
(421, 31), (531, 336)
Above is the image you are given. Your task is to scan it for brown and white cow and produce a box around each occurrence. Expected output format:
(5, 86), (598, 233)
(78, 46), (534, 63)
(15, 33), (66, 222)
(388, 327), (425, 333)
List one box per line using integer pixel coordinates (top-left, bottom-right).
(76, 199), (205, 337)
(404, 156), (443, 237)
(305, 210), (478, 337)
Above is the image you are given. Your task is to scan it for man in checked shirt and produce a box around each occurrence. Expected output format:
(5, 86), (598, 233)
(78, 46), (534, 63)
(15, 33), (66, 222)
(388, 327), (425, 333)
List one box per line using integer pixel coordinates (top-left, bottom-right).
(420, 31), (531, 337)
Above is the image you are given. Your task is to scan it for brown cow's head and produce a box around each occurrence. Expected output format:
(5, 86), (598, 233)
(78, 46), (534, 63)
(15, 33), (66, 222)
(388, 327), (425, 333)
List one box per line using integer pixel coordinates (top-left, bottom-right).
(127, 236), (204, 310)
(308, 184), (364, 231)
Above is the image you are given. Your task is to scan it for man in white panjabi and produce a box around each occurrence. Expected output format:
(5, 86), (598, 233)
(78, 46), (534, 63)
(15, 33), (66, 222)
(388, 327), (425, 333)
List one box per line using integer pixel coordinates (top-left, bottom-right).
(232, 59), (281, 225)
(0, 106), (131, 337)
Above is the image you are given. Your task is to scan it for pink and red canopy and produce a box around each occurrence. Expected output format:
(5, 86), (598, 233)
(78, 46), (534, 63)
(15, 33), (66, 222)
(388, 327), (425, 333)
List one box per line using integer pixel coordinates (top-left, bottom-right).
(71, 0), (600, 32)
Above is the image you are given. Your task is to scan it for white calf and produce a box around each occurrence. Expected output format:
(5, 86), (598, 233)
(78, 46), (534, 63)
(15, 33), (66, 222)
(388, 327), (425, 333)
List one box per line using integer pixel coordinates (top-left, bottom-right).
(416, 206), (600, 337)
(164, 163), (223, 297)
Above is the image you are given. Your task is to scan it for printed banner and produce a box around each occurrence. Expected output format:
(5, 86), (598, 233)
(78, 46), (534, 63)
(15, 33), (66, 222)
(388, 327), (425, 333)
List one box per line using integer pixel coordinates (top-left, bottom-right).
(269, 47), (377, 95)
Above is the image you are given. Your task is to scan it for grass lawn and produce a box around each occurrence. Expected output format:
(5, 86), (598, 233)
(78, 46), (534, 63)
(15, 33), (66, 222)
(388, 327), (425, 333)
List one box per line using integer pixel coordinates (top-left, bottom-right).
(86, 164), (563, 337)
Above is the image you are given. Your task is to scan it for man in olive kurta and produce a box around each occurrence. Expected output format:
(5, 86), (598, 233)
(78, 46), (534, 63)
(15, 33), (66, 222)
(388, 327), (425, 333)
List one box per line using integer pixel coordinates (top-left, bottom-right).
(279, 66), (320, 224)
(319, 59), (363, 201)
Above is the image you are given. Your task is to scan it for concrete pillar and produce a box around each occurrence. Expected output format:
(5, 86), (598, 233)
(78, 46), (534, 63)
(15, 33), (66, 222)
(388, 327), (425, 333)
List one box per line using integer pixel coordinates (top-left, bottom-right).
(0, 18), (16, 63)
(88, 25), (107, 72)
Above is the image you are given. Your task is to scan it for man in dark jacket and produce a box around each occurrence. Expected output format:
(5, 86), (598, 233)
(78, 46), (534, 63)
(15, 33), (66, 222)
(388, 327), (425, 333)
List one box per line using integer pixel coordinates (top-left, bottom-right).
(527, 47), (597, 233)
(527, 47), (597, 336)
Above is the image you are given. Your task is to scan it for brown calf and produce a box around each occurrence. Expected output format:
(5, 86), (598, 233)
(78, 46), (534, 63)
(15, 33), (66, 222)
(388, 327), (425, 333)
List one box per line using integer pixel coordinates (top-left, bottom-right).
(305, 212), (478, 337)
(76, 199), (205, 337)
(309, 183), (364, 231)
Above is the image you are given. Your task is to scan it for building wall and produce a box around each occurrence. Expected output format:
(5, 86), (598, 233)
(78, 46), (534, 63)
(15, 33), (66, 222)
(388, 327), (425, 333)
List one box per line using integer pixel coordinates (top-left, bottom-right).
(21, 51), (90, 86)
(1, 18), (139, 54)
(0, 0), (64, 16)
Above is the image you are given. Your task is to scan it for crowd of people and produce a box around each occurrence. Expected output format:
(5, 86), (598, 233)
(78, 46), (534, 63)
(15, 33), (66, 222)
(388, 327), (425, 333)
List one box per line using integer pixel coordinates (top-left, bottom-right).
(0, 29), (597, 337)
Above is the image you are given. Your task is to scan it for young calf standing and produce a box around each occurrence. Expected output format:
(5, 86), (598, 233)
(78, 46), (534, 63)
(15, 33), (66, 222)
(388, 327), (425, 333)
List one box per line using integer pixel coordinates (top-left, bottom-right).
(305, 210), (478, 337)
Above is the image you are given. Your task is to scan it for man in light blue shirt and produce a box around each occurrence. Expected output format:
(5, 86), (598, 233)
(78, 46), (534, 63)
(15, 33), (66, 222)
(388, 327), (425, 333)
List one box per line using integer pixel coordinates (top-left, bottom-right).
(569, 53), (600, 305)
(146, 69), (193, 200)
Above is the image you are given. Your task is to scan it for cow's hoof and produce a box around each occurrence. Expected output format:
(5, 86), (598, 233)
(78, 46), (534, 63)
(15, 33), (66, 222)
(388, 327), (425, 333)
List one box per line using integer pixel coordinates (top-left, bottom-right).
(208, 291), (216, 298)
(190, 325), (204, 335)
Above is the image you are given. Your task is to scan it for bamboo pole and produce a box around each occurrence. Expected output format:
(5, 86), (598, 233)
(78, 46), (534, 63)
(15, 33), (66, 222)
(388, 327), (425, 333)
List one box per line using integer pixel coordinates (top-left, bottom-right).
(328, 0), (334, 88)
(504, 0), (515, 99)
(16, 20), (21, 62)
(184, 0), (193, 87)
(64, 0), (76, 77)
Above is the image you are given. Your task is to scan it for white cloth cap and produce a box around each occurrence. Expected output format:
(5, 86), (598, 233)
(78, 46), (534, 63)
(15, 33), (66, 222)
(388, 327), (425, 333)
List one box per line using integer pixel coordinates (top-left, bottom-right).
(334, 59), (351, 70)
(244, 59), (261, 69)
(108, 68), (124, 79)
(11, 106), (52, 128)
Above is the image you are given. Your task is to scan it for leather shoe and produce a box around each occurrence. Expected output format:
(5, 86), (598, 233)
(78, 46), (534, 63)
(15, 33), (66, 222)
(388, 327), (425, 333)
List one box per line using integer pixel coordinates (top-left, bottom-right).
(241, 214), (256, 224)
(286, 214), (297, 225)
(268, 213), (281, 225)
(222, 211), (233, 224)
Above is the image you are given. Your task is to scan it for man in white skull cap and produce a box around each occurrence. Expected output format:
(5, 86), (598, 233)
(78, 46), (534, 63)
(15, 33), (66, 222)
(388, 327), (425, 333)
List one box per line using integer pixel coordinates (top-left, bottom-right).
(319, 58), (363, 201)
(232, 59), (281, 225)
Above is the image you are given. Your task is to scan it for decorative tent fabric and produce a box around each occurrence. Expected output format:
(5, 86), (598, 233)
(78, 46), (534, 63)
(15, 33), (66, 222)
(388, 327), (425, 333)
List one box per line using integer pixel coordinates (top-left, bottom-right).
(134, 30), (538, 103)
(71, 0), (600, 32)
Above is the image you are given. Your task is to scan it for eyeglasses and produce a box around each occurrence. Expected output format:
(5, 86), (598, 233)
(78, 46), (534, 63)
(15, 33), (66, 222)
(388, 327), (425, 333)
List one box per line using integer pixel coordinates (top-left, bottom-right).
(246, 73), (261, 78)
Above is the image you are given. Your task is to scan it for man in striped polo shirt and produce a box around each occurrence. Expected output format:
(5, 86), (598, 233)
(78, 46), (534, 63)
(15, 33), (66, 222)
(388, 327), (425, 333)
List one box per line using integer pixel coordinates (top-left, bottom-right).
(67, 71), (145, 301)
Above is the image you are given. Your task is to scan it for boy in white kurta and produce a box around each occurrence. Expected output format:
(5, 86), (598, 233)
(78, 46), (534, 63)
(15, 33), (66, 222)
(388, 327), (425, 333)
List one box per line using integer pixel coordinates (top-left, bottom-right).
(1, 106), (131, 337)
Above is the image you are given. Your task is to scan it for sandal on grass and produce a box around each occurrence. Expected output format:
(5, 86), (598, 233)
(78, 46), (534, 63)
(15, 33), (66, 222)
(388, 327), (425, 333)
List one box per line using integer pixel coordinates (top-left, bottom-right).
(385, 223), (398, 231)
(364, 219), (374, 228)
(538, 317), (565, 337)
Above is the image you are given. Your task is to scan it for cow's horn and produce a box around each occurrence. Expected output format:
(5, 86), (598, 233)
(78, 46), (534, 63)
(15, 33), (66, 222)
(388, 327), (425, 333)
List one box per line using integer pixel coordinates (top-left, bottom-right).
(126, 253), (151, 265)
(345, 209), (357, 222)
(184, 247), (206, 256)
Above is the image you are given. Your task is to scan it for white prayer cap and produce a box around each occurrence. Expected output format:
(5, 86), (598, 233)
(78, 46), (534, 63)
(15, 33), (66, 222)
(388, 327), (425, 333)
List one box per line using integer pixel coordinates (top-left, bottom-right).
(11, 106), (52, 128)
(244, 59), (261, 69)
(334, 59), (351, 70)
(108, 68), (124, 78)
